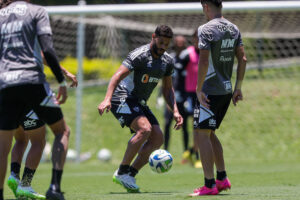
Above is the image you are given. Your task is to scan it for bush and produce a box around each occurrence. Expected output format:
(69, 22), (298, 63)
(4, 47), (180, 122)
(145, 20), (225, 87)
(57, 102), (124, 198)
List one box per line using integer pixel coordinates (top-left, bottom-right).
(44, 57), (121, 80)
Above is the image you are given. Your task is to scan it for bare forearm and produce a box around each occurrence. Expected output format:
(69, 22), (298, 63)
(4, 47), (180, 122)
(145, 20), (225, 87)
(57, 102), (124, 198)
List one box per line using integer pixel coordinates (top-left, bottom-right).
(104, 76), (120, 101)
(162, 87), (178, 113)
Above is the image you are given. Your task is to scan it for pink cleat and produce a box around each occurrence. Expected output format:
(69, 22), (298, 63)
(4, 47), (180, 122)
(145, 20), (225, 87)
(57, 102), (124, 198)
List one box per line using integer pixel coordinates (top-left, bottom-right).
(216, 178), (231, 192)
(189, 186), (219, 196)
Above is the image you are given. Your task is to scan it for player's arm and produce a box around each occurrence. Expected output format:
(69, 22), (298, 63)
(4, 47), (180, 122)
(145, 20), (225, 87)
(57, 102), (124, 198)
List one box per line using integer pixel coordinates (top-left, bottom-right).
(38, 34), (67, 104)
(233, 45), (247, 106)
(196, 49), (210, 109)
(162, 76), (183, 130)
(98, 65), (130, 115)
(42, 52), (78, 88)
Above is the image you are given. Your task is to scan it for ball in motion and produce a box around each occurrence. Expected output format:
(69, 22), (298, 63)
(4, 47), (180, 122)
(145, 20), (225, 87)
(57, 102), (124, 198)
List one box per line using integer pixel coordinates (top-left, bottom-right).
(97, 148), (112, 161)
(149, 149), (173, 173)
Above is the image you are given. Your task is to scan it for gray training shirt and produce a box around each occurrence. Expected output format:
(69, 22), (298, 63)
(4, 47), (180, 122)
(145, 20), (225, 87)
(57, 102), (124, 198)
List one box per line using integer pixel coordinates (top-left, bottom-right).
(0, 1), (52, 90)
(112, 44), (174, 103)
(198, 17), (243, 95)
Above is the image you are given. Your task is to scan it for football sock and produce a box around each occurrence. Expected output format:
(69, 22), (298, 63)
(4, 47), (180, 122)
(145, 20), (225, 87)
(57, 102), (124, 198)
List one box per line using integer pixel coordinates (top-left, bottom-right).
(21, 167), (36, 186)
(118, 165), (130, 175)
(11, 162), (21, 179)
(217, 171), (227, 181)
(50, 169), (63, 191)
(129, 166), (138, 177)
(204, 178), (216, 188)
(0, 189), (3, 200)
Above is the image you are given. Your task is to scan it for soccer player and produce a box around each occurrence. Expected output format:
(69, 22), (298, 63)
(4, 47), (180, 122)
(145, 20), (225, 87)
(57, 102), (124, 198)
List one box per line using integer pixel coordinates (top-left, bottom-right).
(6, 67), (77, 199)
(163, 36), (189, 153)
(0, 1), (71, 200)
(98, 25), (183, 193)
(178, 30), (202, 168)
(189, 0), (247, 196)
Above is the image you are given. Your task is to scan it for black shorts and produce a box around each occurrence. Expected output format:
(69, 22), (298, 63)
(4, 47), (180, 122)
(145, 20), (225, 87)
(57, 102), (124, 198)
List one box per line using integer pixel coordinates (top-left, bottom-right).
(110, 97), (159, 129)
(0, 84), (63, 130)
(193, 94), (232, 130)
(21, 110), (46, 131)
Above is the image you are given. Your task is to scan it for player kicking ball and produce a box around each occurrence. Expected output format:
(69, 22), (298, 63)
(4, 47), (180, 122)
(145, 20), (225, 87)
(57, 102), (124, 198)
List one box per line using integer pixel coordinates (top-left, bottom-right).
(98, 25), (183, 193)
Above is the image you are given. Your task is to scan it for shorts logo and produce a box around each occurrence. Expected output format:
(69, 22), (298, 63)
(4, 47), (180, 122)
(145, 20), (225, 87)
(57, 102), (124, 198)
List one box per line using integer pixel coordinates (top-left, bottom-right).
(223, 81), (232, 91)
(116, 98), (131, 114)
(209, 118), (216, 126)
(133, 107), (140, 112)
(118, 116), (125, 125)
(24, 119), (37, 128)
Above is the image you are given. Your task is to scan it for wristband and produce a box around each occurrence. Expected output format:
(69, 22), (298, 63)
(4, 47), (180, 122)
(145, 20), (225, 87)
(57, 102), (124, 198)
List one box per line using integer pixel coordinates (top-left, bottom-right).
(59, 80), (67, 87)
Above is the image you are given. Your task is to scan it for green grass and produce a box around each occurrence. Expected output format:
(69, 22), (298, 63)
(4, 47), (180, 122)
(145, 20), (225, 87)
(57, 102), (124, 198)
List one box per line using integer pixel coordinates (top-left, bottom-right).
(4, 67), (300, 199)
(4, 161), (300, 199)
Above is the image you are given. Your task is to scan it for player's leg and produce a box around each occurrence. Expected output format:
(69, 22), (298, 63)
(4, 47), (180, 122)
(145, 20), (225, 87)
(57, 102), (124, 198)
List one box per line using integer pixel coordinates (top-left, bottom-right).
(211, 94), (232, 192)
(7, 127), (28, 197)
(16, 125), (47, 200)
(131, 124), (164, 171)
(0, 130), (14, 200)
(163, 108), (173, 150)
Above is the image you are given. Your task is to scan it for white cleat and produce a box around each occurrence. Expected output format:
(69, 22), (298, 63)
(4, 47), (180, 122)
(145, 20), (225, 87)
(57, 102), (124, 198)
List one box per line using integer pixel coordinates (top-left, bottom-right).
(113, 169), (140, 193)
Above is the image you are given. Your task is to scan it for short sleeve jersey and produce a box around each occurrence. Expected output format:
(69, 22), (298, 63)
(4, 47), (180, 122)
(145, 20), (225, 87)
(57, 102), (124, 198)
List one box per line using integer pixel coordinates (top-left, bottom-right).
(198, 18), (243, 95)
(112, 44), (174, 102)
(0, 1), (52, 90)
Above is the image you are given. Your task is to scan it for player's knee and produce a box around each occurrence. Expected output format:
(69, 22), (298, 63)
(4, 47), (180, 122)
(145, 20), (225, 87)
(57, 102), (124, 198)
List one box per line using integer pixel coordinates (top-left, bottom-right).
(139, 125), (152, 137)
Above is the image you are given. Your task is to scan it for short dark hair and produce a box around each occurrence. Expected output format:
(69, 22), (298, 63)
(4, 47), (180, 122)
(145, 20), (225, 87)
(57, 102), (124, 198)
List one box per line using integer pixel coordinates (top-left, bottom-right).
(200, 0), (222, 8)
(154, 25), (173, 39)
(0, 0), (20, 9)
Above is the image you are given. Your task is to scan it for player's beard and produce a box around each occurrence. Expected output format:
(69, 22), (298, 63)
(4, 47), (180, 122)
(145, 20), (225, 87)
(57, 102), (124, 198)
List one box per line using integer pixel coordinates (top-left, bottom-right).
(153, 43), (165, 57)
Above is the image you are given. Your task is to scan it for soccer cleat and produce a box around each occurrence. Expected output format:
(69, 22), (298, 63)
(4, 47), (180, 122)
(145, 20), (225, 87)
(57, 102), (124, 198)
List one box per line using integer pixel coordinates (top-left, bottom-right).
(190, 186), (219, 196)
(7, 174), (20, 197)
(46, 188), (65, 200)
(113, 169), (140, 193)
(181, 150), (193, 165)
(16, 185), (46, 200)
(194, 160), (202, 168)
(216, 177), (231, 192)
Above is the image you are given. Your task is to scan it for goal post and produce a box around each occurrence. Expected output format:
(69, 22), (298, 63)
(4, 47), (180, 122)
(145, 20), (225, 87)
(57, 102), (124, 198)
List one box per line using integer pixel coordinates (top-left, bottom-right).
(45, 1), (300, 162)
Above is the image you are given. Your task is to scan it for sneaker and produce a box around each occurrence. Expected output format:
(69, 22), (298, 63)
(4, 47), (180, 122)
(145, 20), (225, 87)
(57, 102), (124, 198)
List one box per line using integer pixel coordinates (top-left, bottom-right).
(194, 160), (202, 168)
(181, 150), (193, 165)
(46, 188), (65, 200)
(216, 178), (231, 192)
(16, 185), (46, 200)
(7, 174), (20, 197)
(189, 186), (219, 196)
(113, 169), (140, 193)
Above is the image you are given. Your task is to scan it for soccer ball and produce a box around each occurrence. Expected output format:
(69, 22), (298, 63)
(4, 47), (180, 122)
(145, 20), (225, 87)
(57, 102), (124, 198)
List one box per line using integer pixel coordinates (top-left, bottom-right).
(97, 148), (112, 161)
(149, 149), (173, 173)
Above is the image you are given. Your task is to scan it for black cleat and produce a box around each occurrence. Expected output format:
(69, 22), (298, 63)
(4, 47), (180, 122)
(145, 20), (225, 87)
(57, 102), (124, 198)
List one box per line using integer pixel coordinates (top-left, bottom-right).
(46, 189), (65, 200)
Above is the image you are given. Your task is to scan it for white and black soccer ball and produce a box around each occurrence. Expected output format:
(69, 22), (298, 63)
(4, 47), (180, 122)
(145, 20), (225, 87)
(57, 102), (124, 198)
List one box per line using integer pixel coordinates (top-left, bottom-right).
(149, 149), (173, 173)
(97, 148), (112, 162)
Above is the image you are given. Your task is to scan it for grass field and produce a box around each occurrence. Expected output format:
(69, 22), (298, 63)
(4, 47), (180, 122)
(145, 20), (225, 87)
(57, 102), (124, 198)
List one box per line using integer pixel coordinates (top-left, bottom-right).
(3, 67), (300, 199)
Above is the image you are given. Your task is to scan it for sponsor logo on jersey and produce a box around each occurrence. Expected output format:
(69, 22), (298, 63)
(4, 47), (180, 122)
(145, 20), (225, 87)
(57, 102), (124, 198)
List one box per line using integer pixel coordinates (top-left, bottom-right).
(220, 56), (232, 62)
(0, 4), (27, 16)
(221, 39), (235, 49)
(209, 118), (216, 126)
(141, 74), (159, 83)
(24, 119), (37, 128)
(217, 24), (235, 34)
(0, 71), (22, 82)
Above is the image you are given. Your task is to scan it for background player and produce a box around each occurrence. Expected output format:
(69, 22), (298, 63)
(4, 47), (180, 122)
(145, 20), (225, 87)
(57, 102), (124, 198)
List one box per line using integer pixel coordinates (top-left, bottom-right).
(98, 25), (183, 193)
(0, 1), (71, 199)
(190, 0), (247, 196)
